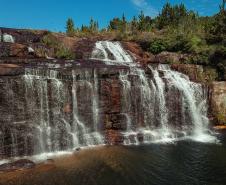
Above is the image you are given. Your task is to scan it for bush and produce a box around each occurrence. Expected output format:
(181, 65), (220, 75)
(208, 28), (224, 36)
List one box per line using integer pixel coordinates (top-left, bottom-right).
(42, 33), (75, 59)
(56, 46), (75, 59)
(184, 36), (203, 53)
(190, 53), (210, 65)
(148, 39), (169, 54)
(42, 33), (59, 47)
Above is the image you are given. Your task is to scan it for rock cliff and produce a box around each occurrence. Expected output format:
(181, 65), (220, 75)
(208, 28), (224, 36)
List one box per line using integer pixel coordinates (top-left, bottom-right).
(0, 28), (225, 158)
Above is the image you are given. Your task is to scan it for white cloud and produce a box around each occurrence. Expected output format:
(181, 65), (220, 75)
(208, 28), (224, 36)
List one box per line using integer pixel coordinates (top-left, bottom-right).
(131, 0), (158, 17)
(132, 0), (148, 7)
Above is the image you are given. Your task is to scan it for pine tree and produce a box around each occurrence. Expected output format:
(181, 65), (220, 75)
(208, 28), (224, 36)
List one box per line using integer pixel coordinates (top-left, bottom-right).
(66, 18), (75, 36)
(89, 17), (95, 32)
(108, 18), (122, 31)
(138, 11), (145, 31)
(220, 0), (226, 12)
(138, 11), (152, 31)
(121, 13), (127, 33)
(131, 16), (138, 33)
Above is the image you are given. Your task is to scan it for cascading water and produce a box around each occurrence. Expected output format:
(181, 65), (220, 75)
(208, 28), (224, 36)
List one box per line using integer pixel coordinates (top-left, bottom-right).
(0, 68), (105, 159)
(160, 65), (215, 142)
(0, 40), (217, 162)
(91, 41), (134, 65)
(91, 40), (216, 144)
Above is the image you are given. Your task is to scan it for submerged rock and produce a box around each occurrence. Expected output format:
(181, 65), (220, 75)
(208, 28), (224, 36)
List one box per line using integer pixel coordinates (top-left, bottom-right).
(75, 148), (81, 152)
(0, 159), (35, 172)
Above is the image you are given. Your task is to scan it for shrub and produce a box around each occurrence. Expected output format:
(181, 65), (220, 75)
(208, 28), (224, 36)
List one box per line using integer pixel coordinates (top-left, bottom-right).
(184, 36), (203, 53)
(148, 39), (169, 54)
(42, 33), (59, 47)
(55, 46), (75, 59)
(42, 33), (75, 59)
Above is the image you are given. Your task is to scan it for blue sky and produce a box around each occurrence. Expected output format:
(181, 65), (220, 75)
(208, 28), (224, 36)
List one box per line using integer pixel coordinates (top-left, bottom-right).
(0, 0), (222, 32)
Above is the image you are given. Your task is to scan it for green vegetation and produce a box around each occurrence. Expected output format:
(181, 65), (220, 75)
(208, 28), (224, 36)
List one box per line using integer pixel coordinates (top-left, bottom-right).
(216, 112), (226, 125)
(66, 17), (99, 37)
(66, 18), (76, 36)
(42, 33), (75, 59)
(63, 1), (225, 79)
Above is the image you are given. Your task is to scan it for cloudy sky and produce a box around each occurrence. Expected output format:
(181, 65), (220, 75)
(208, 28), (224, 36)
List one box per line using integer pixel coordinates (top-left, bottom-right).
(0, 0), (222, 31)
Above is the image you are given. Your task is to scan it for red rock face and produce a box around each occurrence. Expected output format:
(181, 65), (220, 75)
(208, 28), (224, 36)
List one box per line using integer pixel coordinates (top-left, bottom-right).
(171, 64), (218, 83)
(0, 43), (29, 58)
(105, 130), (124, 145)
(0, 27), (225, 158)
(209, 82), (226, 125)
(122, 42), (154, 65)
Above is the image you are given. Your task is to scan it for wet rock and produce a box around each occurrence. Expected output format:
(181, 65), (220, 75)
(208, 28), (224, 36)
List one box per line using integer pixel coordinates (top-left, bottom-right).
(105, 130), (124, 145)
(45, 159), (55, 164)
(155, 52), (189, 64)
(75, 148), (81, 151)
(0, 28), (45, 44)
(0, 64), (23, 76)
(0, 159), (35, 172)
(209, 82), (226, 125)
(137, 133), (144, 143)
(63, 103), (72, 113)
(171, 64), (218, 82)
(122, 41), (155, 65)
(0, 43), (28, 58)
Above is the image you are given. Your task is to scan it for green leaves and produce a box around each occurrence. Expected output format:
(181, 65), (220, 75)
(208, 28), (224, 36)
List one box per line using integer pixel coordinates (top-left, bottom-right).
(148, 39), (168, 54)
(66, 18), (76, 36)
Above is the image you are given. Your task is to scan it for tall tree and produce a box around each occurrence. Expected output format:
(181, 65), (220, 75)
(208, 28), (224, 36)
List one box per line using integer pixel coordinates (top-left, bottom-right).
(121, 13), (127, 33)
(66, 18), (75, 36)
(108, 18), (122, 31)
(138, 11), (152, 31)
(131, 16), (138, 33)
(220, 0), (226, 12)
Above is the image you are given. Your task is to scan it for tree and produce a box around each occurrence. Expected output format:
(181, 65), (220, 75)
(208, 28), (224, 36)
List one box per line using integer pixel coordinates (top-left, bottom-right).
(89, 18), (95, 31)
(209, 0), (226, 40)
(121, 13), (127, 33)
(108, 18), (122, 31)
(156, 3), (190, 29)
(81, 25), (90, 32)
(66, 18), (75, 36)
(137, 11), (152, 31)
(131, 16), (138, 33)
(220, 0), (226, 12)
(89, 18), (99, 32)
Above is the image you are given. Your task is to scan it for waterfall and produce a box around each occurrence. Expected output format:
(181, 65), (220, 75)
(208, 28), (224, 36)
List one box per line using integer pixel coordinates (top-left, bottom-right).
(2, 33), (15, 43)
(119, 71), (132, 131)
(160, 65), (215, 142)
(91, 41), (216, 144)
(91, 41), (134, 65)
(2, 68), (106, 158)
(0, 40), (217, 161)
